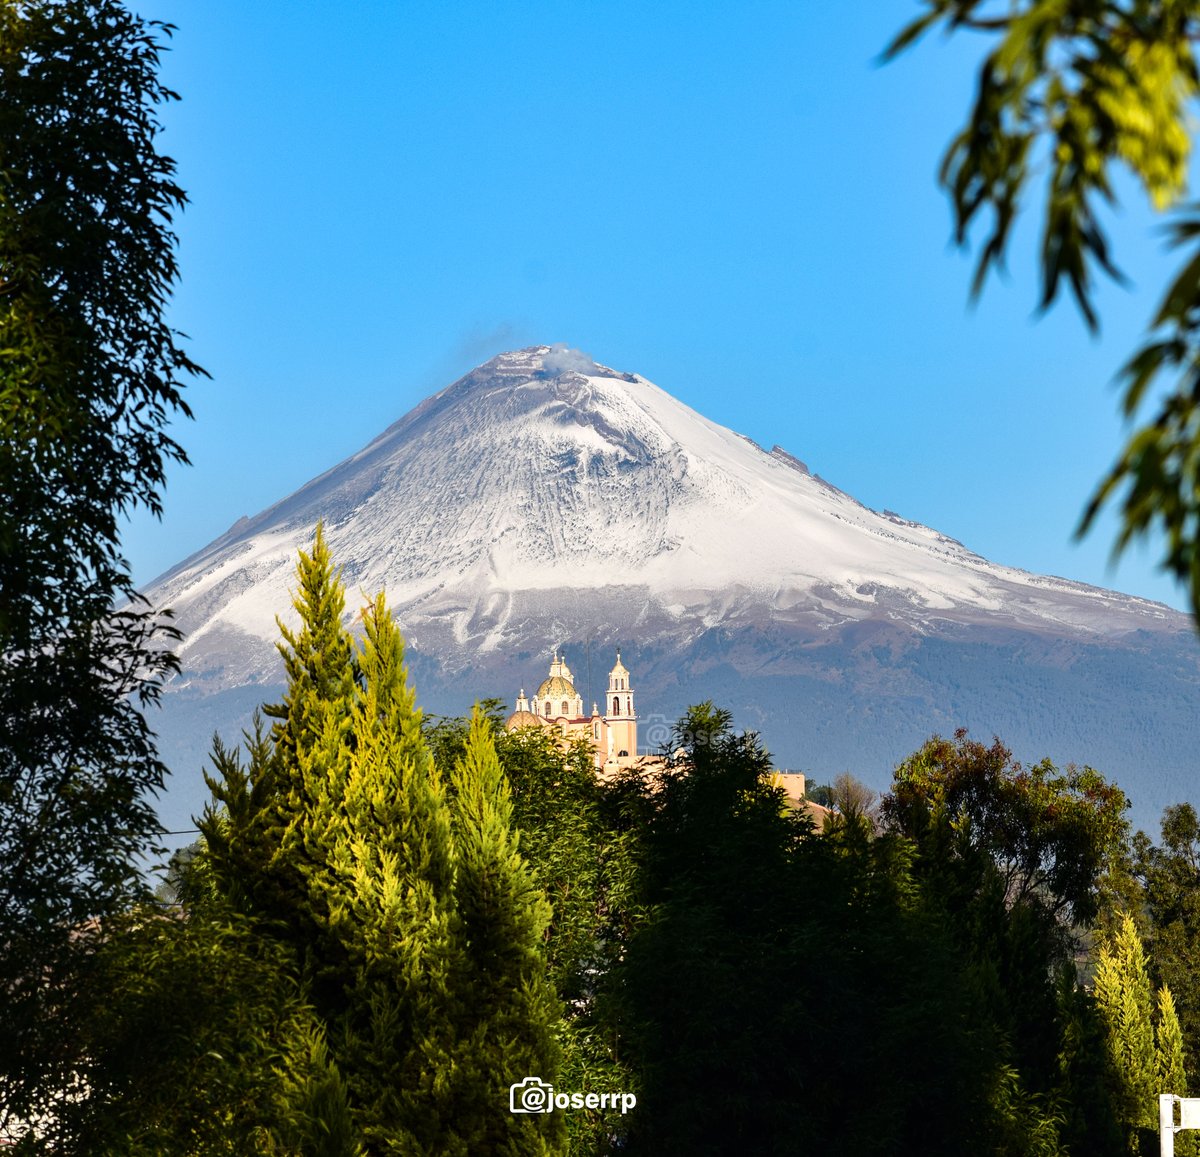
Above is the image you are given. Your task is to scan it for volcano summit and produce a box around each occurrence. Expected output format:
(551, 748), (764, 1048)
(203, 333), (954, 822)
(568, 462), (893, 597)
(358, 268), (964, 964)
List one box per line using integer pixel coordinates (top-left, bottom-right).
(146, 346), (1200, 832)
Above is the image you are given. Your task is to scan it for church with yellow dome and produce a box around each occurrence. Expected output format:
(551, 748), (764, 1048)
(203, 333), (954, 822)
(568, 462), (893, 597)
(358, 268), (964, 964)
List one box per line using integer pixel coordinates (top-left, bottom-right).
(504, 648), (821, 814)
(505, 649), (642, 772)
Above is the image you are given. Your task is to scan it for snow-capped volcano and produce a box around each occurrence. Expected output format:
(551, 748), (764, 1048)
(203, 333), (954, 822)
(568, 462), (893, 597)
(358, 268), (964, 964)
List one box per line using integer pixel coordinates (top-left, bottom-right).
(149, 345), (1176, 681)
(146, 346), (1200, 835)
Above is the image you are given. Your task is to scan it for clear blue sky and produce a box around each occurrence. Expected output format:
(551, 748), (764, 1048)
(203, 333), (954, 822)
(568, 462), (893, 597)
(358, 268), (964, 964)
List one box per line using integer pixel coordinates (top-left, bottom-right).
(125, 1), (1191, 611)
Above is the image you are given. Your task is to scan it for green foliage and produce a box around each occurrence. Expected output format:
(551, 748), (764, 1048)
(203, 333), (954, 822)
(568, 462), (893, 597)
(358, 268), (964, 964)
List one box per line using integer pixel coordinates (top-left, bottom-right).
(1090, 911), (1197, 1154)
(985, 1066), (1063, 1157)
(1157, 986), (1188, 1096)
(84, 649), (1185, 1157)
(424, 697), (507, 770)
(0, 0), (197, 924)
(0, 0), (202, 1136)
(1133, 803), (1200, 1084)
(1056, 974), (1126, 1157)
(881, 730), (1134, 1150)
(198, 534), (563, 1155)
(271, 1019), (363, 1157)
(886, 1), (1195, 322)
(1095, 913), (1158, 1146)
(887, 1), (1200, 619)
(56, 901), (353, 1156)
(803, 779), (834, 808)
(615, 704), (808, 1153)
(793, 807), (1004, 1154)
(0, 0), (199, 645)
(444, 707), (564, 1156)
(1083, 211), (1200, 618)
(616, 707), (1008, 1155)
(494, 726), (638, 1002)
(1155, 984), (1199, 1157)
(264, 522), (358, 772)
(822, 770), (880, 825)
(429, 711), (641, 1155)
(883, 729), (1129, 927)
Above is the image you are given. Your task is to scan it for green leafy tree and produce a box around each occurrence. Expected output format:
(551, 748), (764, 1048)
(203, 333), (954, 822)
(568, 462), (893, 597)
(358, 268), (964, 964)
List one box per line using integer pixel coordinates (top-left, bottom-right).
(490, 728), (620, 1003)
(887, 2), (1200, 619)
(617, 707), (997, 1155)
(615, 704), (810, 1153)
(803, 779), (834, 808)
(427, 708), (643, 1155)
(1056, 974), (1127, 1157)
(0, 0), (201, 1137)
(795, 795), (1005, 1155)
(883, 730), (1129, 929)
(881, 731), (1129, 1150)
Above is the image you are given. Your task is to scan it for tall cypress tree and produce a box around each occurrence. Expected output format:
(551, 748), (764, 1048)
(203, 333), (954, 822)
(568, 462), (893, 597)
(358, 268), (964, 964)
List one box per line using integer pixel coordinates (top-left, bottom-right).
(202, 522), (357, 944)
(264, 521), (357, 771)
(445, 706), (563, 1156)
(201, 536), (565, 1154)
(1133, 803), (1200, 1087)
(1095, 912), (1161, 1151)
(1156, 987), (1198, 1157)
(1056, 973), (1126, 1157)
(1158, 987), (1189, 1094)
(315, 591), (462, 1152)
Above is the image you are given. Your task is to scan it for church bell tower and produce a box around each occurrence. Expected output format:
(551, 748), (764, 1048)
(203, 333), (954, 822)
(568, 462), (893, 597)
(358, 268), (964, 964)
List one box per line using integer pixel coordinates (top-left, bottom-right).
(604, 650), (637, 758)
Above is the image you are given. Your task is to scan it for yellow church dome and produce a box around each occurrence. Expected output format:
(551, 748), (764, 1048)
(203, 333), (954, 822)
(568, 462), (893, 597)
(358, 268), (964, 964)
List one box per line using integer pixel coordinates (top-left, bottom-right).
(535, 674), (578, 699)
(505, 709), (546, 730)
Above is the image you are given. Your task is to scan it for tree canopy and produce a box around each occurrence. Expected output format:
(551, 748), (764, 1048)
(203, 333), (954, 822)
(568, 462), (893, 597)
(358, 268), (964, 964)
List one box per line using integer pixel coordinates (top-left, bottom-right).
(0, 0), (200, 1137)
(888, 1), (1200, 619)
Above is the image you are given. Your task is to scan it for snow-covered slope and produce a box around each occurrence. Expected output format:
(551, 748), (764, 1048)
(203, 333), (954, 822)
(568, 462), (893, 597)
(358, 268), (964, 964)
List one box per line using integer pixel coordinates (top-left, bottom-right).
(145, 346), (1200, 839)
(147, 345), (1180, 691)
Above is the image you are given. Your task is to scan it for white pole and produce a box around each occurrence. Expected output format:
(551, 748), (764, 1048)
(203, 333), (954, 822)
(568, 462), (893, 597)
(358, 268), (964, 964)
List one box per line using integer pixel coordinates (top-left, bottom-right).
(1162, 1093), (1177, 1157)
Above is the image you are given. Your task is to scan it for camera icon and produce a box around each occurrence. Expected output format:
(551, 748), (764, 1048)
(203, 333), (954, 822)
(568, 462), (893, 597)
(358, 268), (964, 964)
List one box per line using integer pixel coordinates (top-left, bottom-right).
(510, 1076), (554, 1114)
